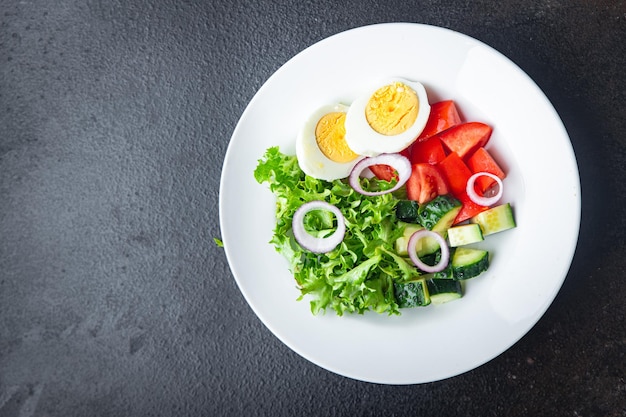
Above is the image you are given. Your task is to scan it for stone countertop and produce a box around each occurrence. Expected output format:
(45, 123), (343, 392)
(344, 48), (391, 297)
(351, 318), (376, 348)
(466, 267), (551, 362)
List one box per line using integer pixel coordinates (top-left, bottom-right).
(1, 1), (624, 416)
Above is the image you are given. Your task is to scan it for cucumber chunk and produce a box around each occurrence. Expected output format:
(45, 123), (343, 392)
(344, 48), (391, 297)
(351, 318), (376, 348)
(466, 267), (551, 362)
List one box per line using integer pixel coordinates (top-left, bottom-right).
(433, 247), (490, 280)
(447, 223), (484, 247)
(426, 279), (463, 304)
(451, 247), (490, 280)
(471, 203), (516, 236)
(394, 279), (431, 308)
(417, 195), (462, 232)
(395, 200), (420, 224)
(394, 222), (440, 257)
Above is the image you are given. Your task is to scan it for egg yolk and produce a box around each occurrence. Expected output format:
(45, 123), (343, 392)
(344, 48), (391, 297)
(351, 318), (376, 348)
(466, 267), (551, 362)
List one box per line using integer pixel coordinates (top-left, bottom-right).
(315, 111), (359, 163)
(365, 81), (419, 136)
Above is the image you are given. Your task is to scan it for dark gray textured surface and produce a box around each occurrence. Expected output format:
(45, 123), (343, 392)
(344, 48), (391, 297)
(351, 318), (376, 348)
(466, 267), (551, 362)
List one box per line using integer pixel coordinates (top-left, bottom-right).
(1, 0), (625, 416)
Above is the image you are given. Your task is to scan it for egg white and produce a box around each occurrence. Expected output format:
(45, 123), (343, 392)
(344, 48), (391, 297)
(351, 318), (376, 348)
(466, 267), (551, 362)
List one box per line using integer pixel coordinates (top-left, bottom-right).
(344, 77), (431, 157)
(296, 103), (364, 181)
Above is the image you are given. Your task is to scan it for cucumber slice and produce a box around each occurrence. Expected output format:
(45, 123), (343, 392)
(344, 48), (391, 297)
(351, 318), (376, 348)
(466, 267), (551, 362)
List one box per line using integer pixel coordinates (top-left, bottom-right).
(451, 247), (490, 280)
(394, 279), (431, 308)
(394, 223), (440, 256)
(471, 203), (516, 236)
(433, 247), (490, 280)
(417, 195), (462, 232)
(395, 200), (420, 223)
(447, 223), (484, 247)
(426, 279), (463, 304)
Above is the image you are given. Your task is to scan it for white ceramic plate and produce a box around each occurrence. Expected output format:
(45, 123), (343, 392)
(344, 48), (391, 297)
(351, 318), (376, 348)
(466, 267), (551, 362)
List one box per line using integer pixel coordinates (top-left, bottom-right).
(219, 23), (580, 384)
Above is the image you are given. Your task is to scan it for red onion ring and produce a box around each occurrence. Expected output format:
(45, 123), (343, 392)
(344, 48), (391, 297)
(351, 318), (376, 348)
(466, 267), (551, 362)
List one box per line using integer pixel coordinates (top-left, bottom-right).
(466, 172), (504, 207)
(407, 230), (450, 273)
(348, 153), (412, 196)
(292, 201), (346, 254)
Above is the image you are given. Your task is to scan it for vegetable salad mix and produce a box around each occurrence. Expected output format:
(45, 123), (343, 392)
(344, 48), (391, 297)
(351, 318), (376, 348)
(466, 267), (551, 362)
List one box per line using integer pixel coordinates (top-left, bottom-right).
(254, 82), (516, 316)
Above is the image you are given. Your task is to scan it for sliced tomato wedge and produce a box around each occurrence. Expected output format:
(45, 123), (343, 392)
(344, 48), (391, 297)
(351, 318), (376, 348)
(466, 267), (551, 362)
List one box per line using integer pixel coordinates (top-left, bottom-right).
(406, 163), (449, 204)
(417, 100), (462, 141)
(466, 147), (506, 193)
(454, 191), (490, 224)
(437, 152), (472, 197)
(410, 136), (447, 165)
(438, 122), (492, 158)
(369, 149), (411, 182)
(368, 164), (397, 182)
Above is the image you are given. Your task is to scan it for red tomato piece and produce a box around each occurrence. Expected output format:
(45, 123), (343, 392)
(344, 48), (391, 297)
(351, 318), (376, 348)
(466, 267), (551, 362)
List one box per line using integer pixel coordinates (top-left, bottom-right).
(417, 100), (462, 141)
(369, 164), (397, 182)
(438, 122), (492, 158)
(369, 148), (411, 182)
(466, 147), (506, 193)
(454, 191), (490, 224)
(410, 136), (447, 165)
(437, 152), (472, 197)
(406, 163), (449, 204)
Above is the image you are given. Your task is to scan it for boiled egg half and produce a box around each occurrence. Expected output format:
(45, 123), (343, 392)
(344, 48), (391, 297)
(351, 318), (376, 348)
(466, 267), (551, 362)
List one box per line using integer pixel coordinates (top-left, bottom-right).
(345, 78), (431, 156)
(296, 103), (364, 181)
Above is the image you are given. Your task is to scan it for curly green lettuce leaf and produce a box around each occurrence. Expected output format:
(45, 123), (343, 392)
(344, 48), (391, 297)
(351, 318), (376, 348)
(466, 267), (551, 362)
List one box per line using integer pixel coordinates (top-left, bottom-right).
(255, 147), (421, 316)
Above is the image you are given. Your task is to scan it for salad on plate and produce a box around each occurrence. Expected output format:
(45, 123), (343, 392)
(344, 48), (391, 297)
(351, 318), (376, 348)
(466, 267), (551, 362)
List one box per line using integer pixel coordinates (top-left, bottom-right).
(255, 77), (516, 316)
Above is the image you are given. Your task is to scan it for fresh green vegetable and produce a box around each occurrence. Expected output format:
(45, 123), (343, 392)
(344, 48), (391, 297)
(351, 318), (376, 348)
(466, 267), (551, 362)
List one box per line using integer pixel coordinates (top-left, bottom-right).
(447, 223), (484, 247)
(417, 195), (462, 232)
(394, 223), (424, 255)
(435, 247), (490, 280)
(395, 200), (420, 223)
(471, 203), (516, 236)
(426, 279), (463, 304)
(394, 279), (431, 308)
(452, 248), (490, 280)
(393, 222), (441, 259)
(254, 147), (422, 316)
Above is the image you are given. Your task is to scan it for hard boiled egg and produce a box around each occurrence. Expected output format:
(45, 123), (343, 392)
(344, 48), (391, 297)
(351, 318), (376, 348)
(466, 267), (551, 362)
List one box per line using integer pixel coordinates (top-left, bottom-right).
(344, 78), (431, 156)
(296, 103), (364, 181)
